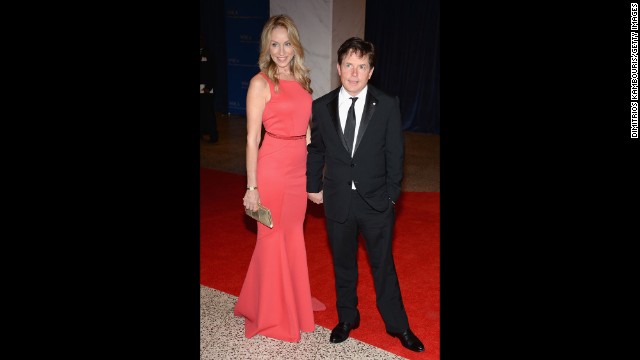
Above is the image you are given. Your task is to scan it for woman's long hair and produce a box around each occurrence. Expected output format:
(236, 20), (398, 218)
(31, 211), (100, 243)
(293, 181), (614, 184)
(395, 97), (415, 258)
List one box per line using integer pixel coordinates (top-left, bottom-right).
(258, 14), (312, 94)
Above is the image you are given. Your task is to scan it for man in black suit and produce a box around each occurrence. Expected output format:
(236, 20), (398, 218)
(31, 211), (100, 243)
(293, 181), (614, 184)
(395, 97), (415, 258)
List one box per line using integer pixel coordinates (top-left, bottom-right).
(200, 32), (218, 143)
(306, 37), (424, 353)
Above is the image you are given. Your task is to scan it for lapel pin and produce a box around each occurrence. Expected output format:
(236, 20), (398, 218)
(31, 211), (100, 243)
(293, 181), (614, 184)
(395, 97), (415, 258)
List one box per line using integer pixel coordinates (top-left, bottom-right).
(373, 102), (376, 105)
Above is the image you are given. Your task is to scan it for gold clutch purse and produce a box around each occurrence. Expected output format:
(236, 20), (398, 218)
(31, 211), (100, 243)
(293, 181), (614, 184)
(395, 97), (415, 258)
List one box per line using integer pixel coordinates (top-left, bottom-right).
(245, 203), (273, 228)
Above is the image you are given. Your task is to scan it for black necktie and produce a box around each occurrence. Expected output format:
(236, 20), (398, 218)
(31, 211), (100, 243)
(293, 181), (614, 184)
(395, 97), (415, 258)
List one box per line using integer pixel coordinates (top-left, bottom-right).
(344, 97), (358, 154)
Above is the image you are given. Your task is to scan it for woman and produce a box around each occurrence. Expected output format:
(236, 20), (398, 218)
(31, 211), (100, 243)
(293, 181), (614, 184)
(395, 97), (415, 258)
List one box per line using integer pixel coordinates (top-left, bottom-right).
(234, 14), (323, 343)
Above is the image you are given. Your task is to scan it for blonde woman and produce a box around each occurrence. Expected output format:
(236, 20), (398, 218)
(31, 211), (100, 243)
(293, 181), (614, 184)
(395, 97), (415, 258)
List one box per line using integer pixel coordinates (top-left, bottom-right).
(235, 14), (323, 342)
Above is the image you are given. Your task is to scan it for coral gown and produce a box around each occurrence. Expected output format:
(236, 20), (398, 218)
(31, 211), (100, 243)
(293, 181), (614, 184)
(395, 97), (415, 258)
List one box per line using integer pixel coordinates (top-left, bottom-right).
(234, 72), (316, 342)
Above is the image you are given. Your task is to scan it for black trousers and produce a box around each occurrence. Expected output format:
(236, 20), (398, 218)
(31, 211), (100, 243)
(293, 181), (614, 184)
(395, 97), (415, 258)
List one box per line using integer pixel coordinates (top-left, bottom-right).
(200, 93), (218, 141)
(325, 189), (409, 333)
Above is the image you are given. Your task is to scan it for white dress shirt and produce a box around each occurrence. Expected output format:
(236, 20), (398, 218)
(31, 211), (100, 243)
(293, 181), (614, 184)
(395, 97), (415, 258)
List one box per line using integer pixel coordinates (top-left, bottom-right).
(338, 86), (368, 158)
(339, 86), (367, 189)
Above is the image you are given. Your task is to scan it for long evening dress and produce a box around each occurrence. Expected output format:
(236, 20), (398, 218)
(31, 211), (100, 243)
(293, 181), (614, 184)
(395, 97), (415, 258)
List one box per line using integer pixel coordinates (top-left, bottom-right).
(234, 72), (316, 342)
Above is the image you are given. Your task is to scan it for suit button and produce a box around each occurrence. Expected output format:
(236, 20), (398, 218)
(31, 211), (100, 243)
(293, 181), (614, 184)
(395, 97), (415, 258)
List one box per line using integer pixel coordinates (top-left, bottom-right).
(347, 182), (351, 186)
(350, 163), (355, 167)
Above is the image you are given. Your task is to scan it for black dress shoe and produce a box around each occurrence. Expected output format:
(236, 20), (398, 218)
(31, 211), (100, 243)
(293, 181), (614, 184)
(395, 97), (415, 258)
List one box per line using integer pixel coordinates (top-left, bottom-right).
(329, 313), (360, 343)
(387, 328), (425, 352)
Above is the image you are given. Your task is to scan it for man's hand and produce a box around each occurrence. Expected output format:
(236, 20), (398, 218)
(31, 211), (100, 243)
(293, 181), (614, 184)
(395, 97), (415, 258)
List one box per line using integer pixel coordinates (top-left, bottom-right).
(308, 191), (323, 204)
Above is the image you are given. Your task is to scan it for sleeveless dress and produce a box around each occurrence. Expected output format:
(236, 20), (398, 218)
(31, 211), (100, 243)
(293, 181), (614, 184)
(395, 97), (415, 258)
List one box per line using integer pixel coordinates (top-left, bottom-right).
(233, 72), (316, 342)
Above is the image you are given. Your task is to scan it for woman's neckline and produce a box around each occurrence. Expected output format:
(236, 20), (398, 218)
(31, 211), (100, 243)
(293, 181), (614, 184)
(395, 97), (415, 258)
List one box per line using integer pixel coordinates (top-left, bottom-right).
(260, 72), (296, 82)
(276, 75), (296, 82)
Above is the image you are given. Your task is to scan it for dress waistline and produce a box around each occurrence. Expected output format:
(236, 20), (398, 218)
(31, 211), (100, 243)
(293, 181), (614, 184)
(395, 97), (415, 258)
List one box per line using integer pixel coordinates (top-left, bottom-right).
(265, 131), (306, 140)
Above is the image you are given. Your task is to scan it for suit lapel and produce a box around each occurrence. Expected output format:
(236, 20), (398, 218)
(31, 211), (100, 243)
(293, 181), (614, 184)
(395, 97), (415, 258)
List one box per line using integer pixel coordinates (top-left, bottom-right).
(353, 91), (377, 154)
(327, 93), (350, 154)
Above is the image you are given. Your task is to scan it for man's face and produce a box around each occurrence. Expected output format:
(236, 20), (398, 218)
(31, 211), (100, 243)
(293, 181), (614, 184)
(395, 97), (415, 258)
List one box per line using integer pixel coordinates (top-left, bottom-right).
(337, 50), (374, 96)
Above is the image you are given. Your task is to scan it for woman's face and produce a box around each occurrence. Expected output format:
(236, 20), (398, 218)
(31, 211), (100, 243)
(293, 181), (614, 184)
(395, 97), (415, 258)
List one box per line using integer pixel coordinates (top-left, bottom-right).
(338, 50), (374, 96)
(269, 26), (294, 69)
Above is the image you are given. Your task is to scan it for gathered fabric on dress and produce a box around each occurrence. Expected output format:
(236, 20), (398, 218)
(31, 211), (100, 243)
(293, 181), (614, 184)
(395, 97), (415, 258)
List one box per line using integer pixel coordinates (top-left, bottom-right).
(234, 72), (316, 342)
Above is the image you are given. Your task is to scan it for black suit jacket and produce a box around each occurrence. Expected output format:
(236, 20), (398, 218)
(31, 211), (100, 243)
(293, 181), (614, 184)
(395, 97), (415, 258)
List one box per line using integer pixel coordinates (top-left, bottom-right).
(307, 85), (404, 223)
(200, 58), (215, 90)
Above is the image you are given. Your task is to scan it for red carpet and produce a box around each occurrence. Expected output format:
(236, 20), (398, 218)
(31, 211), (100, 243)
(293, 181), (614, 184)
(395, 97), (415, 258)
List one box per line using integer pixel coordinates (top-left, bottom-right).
(201, 168), (439, 360)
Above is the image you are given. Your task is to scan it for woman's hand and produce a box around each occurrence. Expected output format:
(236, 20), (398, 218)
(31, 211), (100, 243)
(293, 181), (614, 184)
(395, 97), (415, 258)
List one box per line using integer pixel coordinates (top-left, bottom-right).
(243, 189), (260, 212)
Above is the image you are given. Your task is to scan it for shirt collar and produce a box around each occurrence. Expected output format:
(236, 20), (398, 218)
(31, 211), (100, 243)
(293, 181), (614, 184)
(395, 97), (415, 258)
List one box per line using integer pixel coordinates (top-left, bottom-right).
(339, 85), (368, 104)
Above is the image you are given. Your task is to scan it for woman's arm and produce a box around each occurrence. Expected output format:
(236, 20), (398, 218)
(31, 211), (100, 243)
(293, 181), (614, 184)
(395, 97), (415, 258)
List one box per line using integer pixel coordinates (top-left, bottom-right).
(243, 74), (269, 212)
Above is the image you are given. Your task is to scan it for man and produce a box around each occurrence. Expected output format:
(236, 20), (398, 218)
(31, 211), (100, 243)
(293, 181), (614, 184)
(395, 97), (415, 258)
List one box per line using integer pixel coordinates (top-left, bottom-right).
(200, 32), (219, 143)
(306, 37), (424, 353)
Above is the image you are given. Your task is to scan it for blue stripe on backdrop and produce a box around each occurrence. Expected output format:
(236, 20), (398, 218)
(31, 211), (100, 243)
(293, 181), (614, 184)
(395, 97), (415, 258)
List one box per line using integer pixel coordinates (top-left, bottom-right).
(224, 0), (269, 115)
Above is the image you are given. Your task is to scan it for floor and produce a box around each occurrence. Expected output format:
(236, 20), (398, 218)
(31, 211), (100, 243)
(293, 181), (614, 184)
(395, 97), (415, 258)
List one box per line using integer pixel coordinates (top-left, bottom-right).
(200, 286), (407, 360)
(200, 113), (440, 359)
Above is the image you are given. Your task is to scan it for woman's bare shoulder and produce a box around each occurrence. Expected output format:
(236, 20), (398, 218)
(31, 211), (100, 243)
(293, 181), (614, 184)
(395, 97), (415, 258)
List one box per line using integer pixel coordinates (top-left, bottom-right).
(248, 72), (271, 101)
(249, 72), (269, 88)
